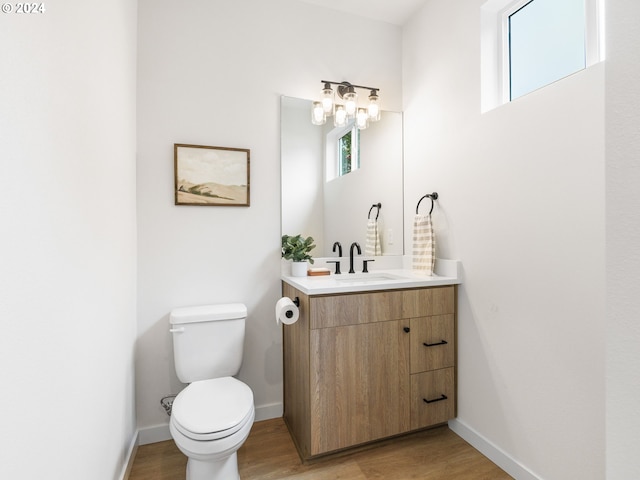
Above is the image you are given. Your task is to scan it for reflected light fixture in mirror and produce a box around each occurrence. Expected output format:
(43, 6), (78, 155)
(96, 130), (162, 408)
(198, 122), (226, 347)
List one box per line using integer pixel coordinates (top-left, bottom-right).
(311, 101), (325, 125)
(334, 105), (347, 127)
(356, 108), (369, 129)
(312, 80), (381, 130)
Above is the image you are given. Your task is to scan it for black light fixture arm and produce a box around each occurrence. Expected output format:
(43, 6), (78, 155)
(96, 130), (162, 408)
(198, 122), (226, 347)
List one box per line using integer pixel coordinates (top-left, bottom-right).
(321, 80), (380, 97)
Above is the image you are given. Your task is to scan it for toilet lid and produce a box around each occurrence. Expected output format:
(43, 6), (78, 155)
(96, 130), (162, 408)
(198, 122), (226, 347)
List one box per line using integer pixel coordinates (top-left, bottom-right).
(172, 377), (254, 440)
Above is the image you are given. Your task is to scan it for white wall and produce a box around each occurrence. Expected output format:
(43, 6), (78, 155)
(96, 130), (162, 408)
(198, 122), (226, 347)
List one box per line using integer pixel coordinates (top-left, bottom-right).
(606, 0), (640, 478)
(136, 0), (402, 438)
(403, 1), (605, 479)
(0, 1), (138, 479)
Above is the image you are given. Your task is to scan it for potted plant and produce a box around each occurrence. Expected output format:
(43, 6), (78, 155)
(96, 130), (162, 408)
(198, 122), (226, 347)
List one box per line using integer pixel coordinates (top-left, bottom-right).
(282, 234), (315, 277)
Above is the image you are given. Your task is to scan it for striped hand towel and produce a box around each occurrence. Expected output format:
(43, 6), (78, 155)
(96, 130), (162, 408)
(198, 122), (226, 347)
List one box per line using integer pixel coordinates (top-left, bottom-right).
(412, 214), (435, 275)
(365, 219), (382, 256)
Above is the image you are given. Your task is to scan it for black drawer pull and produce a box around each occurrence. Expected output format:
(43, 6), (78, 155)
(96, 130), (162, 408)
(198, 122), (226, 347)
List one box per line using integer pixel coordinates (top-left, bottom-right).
(423, 340), (448, 347)
(403, 327), (411, 333)
(423, 394), (448, 404)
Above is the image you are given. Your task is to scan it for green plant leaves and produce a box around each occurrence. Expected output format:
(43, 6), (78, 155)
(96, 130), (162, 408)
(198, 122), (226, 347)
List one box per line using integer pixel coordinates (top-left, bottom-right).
(281, 234), (316, 264)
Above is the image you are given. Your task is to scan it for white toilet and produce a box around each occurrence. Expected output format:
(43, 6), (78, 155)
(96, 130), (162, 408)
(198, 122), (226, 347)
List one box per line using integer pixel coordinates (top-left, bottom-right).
(169, 303), (255, 480)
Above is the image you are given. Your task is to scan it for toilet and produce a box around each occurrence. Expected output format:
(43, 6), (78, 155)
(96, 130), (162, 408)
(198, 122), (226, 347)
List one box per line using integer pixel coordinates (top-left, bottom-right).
(169, 303), (255, 480)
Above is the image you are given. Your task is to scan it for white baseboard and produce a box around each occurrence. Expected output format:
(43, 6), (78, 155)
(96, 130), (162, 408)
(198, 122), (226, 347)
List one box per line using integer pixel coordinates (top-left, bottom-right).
(254, 402), (283, 422)
(139, 423), (171, 445)
(448, 418), (542, 480)
(138, 402), (284, 446)
(118, 430), (139, 480)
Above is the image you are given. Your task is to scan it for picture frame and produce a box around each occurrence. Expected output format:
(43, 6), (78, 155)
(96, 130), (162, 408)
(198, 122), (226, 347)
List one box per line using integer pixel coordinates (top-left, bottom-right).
(174, 144), (250, 206)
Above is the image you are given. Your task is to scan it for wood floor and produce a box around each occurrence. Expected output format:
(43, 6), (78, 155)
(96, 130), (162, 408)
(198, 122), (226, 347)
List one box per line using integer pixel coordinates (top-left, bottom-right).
(129, 418), (512, 480)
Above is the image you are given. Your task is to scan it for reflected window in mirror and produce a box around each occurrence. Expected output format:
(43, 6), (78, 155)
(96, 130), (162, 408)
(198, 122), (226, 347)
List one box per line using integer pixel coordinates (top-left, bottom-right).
(339, 126), (360, 177)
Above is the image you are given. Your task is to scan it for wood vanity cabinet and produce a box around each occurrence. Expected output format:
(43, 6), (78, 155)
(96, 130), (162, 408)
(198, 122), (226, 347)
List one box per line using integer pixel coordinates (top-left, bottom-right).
(282, 282), (457, 461)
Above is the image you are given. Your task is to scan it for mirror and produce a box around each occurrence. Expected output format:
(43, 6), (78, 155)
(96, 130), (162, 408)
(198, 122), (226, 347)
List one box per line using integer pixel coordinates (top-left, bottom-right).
(281, 96), (403, 257)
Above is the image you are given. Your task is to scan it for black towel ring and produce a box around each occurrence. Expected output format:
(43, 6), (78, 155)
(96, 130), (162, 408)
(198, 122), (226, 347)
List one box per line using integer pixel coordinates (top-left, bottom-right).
(416, 192), (438, 215)
(368, 203), (382, 220)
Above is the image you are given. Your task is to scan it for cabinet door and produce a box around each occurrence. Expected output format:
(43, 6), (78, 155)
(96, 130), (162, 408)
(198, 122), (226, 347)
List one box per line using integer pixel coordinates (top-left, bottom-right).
(410, 314), (455, 374)
(411, 368), (455, 430)
(310, 320), (410, 455)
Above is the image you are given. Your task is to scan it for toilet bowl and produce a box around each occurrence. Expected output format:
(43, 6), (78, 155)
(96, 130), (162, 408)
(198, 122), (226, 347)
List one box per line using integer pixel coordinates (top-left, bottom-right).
(169, 377), (255, 480)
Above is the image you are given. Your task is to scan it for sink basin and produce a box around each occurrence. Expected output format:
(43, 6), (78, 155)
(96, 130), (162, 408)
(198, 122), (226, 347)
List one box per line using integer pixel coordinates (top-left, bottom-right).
(334, 273), (406, 283)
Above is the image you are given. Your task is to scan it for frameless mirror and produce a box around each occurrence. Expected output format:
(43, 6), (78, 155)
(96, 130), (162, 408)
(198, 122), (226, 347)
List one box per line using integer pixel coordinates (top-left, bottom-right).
(281, 96), (404, 257)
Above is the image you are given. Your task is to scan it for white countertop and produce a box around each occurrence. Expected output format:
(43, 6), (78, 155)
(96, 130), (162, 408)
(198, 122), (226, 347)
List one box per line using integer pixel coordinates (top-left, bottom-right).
(282, 259), (461, 295)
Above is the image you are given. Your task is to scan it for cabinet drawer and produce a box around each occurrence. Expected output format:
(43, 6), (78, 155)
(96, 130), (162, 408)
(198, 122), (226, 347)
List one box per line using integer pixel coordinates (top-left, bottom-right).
(310, 286), (455, 329)
(410, 368), (455, 430)
(410, 314), (455, 373)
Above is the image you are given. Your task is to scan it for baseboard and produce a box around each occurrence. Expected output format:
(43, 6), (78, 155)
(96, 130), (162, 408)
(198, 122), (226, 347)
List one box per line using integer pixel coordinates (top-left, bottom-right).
(138, 402), (284, 445)
(448, 418), (542, 480)
(118, 430), (139, 480)
(139, 423), (171, 445)
(254, 402), (283, 422)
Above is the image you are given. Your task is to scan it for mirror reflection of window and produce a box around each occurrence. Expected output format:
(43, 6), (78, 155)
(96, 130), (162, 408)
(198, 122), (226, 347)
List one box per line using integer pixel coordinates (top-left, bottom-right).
(339, 127), (360, 176)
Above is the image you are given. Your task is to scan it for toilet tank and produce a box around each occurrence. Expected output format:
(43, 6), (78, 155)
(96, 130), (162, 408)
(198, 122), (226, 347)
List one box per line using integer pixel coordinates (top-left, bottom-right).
(170, 303), (247, 383)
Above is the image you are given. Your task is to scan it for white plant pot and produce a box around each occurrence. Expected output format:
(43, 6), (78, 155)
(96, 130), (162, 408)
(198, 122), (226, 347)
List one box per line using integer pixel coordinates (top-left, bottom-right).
(291, 261), (308, 277)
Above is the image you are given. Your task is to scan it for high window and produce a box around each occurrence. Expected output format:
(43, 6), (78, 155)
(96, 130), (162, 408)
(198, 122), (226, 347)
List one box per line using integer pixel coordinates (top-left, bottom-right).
(481, 0), (603, 111)
(507, 0), (586, 100)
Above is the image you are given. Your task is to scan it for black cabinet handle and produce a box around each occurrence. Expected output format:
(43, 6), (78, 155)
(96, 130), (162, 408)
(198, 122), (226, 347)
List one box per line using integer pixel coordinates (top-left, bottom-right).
(403, 327), (410, 333)
(423, 394), (448, 404)
(423, 340), (448, 347)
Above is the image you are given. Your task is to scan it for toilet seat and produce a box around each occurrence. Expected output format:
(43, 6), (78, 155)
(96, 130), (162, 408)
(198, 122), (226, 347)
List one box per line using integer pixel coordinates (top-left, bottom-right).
(171, 377), (254, 442)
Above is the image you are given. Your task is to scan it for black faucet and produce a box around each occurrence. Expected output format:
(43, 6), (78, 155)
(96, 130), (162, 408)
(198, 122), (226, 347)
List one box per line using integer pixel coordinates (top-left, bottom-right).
(327, 242), (343, 274)
(349, 242), (361, 273)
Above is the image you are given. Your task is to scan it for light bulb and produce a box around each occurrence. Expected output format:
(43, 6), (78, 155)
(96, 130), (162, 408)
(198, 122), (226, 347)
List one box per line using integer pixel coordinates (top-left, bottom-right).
(343, 87), (357, 118)
(321, 84), (334, 114)
(334, 105), (347, 127)
(356, 108), (369, 129)
(367, 90), (380, 121)
(311, 101), (326, 125)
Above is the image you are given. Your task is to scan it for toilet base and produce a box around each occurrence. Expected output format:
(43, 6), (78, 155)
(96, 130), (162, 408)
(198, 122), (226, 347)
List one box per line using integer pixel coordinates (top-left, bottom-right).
(186, 452), (239, 480)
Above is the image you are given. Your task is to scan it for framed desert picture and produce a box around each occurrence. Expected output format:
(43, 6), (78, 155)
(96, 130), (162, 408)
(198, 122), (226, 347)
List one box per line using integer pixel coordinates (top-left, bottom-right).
(174, 144), (250, 206)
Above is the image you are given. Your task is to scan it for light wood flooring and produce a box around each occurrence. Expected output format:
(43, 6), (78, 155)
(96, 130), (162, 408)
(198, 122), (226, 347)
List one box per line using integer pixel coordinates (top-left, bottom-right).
(129, 418), (511, 479)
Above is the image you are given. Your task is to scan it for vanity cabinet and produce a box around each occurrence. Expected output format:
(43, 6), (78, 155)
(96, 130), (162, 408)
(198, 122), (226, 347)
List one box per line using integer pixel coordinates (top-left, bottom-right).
(282, 282), (457, 461)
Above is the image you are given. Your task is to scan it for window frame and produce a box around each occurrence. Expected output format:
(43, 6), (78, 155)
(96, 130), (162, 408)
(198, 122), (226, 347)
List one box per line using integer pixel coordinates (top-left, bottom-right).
(337, 125), (360, 177)
(493, 0), (603, 105)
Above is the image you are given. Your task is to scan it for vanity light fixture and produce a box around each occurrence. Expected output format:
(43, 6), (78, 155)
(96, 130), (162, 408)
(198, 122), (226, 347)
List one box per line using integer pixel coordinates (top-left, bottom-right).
(312, 80), (381, 128)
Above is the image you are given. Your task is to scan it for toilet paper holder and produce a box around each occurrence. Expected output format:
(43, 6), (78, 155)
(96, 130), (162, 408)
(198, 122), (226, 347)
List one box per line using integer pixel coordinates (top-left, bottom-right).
(286, 297), (300, 319)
